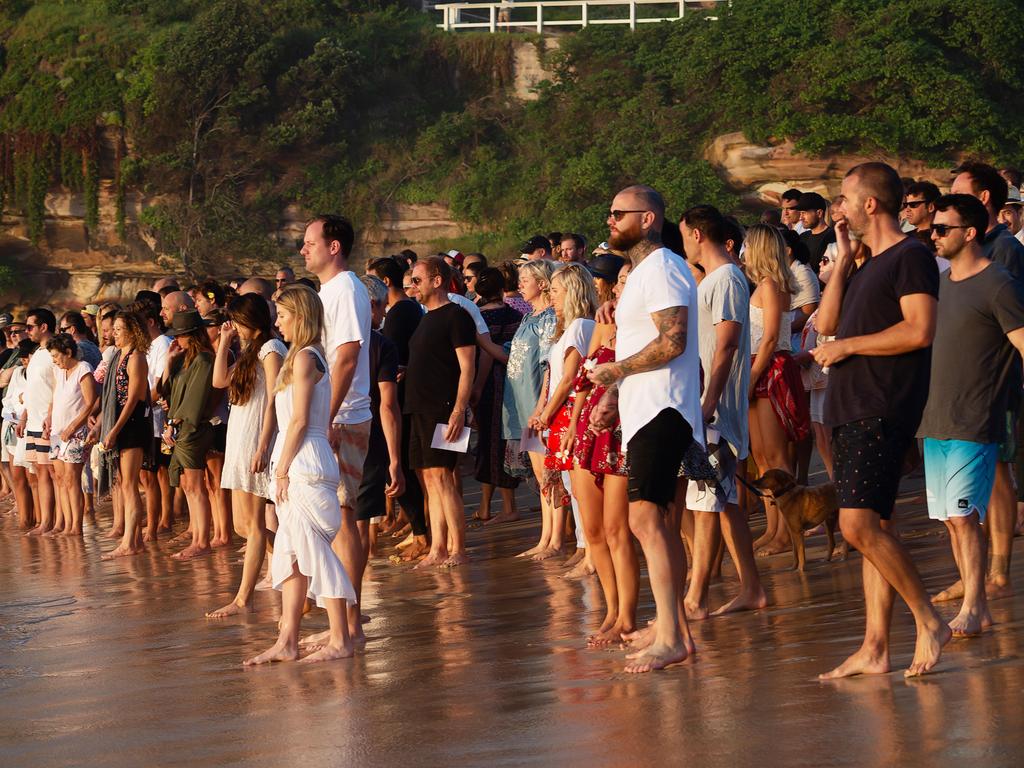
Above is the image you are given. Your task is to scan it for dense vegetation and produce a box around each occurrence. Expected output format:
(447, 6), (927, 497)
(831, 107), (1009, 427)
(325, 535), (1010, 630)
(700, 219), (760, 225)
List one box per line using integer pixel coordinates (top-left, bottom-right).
(2, 0), (1022, 275)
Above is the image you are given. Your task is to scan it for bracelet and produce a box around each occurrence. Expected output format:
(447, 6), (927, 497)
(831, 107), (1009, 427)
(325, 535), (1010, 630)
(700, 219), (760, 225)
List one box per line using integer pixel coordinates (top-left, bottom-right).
(275, 473), (288, 479)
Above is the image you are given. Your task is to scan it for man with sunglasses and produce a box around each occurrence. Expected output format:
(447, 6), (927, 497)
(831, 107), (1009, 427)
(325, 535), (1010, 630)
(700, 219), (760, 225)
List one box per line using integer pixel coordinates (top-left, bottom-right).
(795, 191), (835, 274)
(19, 308), (58, 535)
(588, 185), (702, 673)
(903, 180), (941, 255)
(918, 193), (1024, 639)
(274, 266), (295, 289)
(59, 311), (102, 369)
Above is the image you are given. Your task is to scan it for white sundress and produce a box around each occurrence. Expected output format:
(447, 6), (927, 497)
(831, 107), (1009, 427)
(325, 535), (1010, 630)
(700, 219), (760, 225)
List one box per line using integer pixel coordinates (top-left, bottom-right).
(221, 338), (287, 497)
(269, 346), (356, 607)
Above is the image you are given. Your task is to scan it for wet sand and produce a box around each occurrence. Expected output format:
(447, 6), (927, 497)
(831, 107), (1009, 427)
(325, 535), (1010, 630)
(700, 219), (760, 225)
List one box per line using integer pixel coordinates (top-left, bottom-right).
(3, 470), (1024, 768)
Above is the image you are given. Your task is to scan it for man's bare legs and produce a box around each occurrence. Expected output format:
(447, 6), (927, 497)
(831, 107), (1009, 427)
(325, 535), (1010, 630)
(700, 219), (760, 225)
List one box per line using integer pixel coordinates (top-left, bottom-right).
(713, 503), (768, 615)
(331, 505), (367, 642)
(946, 513), (991, 636)
(26, 462), (55, 535)
(172, 468), (212, 560)
(986, 463), (1014, 598)
(572, 468), (618, 641)
(207, 490), (267, 618)
(437, 467), (468, 567)
(10, 464), (35, 529)
(486, 485), (519, 525)
(624, 499), (691, 673)
(142, 470), (162, 542)
(684, 508), (721, 621)
(414, 468), (449, 568)
(812, 422), (834, 479)
(820, 510), (950, 679)
(103, 448), (145, 559)
(155, 465), (173, 530)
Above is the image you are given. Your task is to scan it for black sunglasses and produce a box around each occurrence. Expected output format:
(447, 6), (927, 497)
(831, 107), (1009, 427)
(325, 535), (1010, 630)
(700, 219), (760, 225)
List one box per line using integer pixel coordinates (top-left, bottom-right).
(931, 223), (970, 237)
(609, 209), (648, 221)
(903, 200), (928, 209)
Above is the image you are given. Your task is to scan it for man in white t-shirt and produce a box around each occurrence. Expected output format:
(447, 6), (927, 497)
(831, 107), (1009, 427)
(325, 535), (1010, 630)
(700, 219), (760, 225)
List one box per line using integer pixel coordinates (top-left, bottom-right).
(304, 214), (373, 644)
(588, 185), (701, 674)
(18, 308), (57, 534)
(679, 204), (767, 621)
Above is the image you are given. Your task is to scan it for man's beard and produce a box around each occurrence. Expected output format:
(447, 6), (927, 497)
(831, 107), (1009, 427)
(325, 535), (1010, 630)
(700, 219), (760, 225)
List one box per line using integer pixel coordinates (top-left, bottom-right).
(608, 228), (644, 251)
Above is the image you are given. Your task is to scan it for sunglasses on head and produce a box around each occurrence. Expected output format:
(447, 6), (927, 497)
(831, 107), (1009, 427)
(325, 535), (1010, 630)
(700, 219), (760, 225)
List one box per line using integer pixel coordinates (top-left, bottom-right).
(931, 223), (970, 237)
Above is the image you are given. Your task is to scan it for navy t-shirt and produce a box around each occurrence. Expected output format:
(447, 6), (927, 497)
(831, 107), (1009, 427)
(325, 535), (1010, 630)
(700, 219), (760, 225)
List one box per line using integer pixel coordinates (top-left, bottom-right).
(824, 236), (940, 430)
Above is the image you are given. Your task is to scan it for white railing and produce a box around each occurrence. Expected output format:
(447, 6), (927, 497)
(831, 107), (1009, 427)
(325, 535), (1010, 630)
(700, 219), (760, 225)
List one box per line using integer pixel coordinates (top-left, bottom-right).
(435, 0), (730, 32)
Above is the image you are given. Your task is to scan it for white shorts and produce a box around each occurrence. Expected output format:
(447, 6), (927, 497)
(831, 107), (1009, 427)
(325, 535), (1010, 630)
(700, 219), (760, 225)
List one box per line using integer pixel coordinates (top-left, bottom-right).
(810, 388), (826, 424)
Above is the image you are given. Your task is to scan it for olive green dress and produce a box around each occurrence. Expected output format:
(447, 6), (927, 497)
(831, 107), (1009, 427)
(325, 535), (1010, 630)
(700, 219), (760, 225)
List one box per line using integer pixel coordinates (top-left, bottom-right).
(162, 351), (215, 487)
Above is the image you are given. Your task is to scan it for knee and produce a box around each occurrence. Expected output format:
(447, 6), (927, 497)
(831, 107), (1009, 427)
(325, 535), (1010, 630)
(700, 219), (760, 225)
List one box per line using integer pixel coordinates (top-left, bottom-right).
(948, 513), (980, 532)
(838, 516), (871, 549)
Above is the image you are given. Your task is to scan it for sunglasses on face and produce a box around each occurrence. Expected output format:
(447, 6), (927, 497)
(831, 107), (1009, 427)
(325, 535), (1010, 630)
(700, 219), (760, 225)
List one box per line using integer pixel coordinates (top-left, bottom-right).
(931, 223), (969, 237)
(410, 276), (425, 285)
(609, 209), (648, 222)
(903, 200), (928, 209)
(60, 326), (72, 332)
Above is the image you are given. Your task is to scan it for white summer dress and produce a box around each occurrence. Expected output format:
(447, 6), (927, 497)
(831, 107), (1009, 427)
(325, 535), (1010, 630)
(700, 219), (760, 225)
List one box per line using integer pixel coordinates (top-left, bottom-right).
(269, 346), (356, 607)
(221, 338), (287, 497)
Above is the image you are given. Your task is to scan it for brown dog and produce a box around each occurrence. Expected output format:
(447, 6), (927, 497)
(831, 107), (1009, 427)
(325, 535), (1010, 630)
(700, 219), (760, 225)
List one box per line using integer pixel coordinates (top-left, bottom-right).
(753, 469), (848, 571)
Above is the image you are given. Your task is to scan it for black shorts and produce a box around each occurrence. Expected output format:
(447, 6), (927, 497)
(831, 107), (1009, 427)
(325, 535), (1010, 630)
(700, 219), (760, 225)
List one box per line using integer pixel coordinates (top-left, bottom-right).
(408, 413), (459, 471)
(143, 435), (172, 472)
(209, 422), (228, 455)
(355, 431), (389, 522)
(832, 417), (914, 520)
(626, 408), (693, 508)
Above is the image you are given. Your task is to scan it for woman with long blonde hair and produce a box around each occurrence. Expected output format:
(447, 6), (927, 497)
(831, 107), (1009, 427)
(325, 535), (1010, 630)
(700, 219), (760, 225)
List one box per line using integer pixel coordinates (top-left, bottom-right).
(206, 293), (287, 619)
(744, 224), (810, 556)
(245, 284), (356, 665)
(530, 263), (598, 568)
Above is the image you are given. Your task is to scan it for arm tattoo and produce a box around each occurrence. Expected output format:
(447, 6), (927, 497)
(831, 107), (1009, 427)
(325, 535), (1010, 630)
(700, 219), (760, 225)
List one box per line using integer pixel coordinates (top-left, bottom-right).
(613, 306), (687, 378)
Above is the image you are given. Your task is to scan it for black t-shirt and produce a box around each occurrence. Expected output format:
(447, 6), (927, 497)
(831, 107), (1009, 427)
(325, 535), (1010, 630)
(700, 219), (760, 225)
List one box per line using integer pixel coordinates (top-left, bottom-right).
(367, 330), (399, 461)
(912, 227), (936, 253)
(824, 236), (940, 430)
(381, 299), (422, 366)
(800, 227), (837, 273)
(0, 348), (13, 370)
(982, 224), (1024, 281)
(403, 302), (476, 417)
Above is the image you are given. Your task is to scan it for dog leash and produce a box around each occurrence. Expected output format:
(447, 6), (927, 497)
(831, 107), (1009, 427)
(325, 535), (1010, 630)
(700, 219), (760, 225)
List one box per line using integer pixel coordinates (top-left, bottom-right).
(735, 473), (768, 498)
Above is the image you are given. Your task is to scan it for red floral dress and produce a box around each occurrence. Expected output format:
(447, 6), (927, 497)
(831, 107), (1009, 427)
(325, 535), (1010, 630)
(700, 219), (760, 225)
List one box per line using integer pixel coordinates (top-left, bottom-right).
(572, 346), (626, 483)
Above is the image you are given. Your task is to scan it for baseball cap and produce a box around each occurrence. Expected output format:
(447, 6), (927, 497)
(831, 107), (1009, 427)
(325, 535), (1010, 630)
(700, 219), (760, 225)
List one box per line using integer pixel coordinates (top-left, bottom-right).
(794, 192), (829, 212)
(520, 235), (551, 256)
(446, 249), (465, 266)
(587, 255), (625, 282)
(0, 312), (13, 330)
(82, 303), (100, 317)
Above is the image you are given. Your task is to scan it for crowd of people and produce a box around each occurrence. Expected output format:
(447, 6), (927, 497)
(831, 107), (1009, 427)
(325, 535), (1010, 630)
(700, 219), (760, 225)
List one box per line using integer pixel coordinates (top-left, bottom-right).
(3, 159), (1024, 676)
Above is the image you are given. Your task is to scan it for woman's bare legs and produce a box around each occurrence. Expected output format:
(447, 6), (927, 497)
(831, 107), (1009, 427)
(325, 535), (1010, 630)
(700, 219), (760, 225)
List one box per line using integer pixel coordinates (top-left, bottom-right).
(11, 463), (35, 529)
(207, 489), (267, 617)
(173, 467), (212, 560)
(572, 468), (619, 641)
(206, 453), (232, 547)
(518, 451), (554, 558)
(103, 448), (145, 559)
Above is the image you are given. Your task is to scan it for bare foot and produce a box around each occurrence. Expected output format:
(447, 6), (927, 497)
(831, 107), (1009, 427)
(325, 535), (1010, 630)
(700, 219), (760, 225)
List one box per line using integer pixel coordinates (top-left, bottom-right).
(441, 552), (468, 568)
(395, 533), (415, 550)
(299, 629), (330, 648)
(43, 527), (62, 538)
(588, 621), (630, 649)
(243, 640), (298, 666)
(986, 578), (1014, 601)
(169, 529), (192, 545)
(102, 543), (144, 561)
(819, 645), (891, 680)
(206, 599), (254, 619)
(104, 527), (123, 539)
(516, 543), (547, 558)
(254, 576), (274, 591)
(25, 525), (49, 537)
(622, 622), (656, 651)
(532, 546), (563, 562)
(564, 557), (595, 579)
(171, 543), (212, 561)
(390, 524), (411, 539)
(484, 512), (519, 526)
(143, 528), (158, 543)
(931, 579), (964, 604)
(472, 510), (492, 522)
(413, 551), (448, 570)
(400, 539), (430, 562)
(624, 642), (688, 673)
(711, 587), (769, 616)
(949, 606), (991, 638)
(210, 537), (231, 549)
(563, 549), (585, 569)
(63, 527), (83, 537)
(300, 640), (354, 663)
(905, 621), (952, 678)
(756, 542), (790, 557)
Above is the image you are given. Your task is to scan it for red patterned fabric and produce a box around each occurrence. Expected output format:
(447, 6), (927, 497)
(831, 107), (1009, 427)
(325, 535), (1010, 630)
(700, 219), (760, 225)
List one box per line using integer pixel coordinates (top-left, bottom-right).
(544, 400), (575, 471)
(753, 351), (810, 442)
(573, 346), (626, 481)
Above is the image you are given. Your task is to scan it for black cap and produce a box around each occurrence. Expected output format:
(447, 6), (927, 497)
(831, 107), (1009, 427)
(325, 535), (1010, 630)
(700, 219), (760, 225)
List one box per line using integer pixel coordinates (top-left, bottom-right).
(167, 309), (206, 337)
(794, 192), (829, 212)
(587, 255), (625, 282)
(520, 235), (551, 255)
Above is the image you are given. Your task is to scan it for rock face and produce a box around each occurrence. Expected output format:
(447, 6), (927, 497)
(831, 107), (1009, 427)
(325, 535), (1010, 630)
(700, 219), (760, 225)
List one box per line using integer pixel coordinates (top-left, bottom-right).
(705, 132), (953, 205)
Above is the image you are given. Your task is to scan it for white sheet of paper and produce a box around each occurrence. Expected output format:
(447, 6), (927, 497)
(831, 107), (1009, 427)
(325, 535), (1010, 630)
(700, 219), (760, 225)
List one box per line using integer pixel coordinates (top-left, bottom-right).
(431, 423), (471, 453)
(520, 427), (546, 455)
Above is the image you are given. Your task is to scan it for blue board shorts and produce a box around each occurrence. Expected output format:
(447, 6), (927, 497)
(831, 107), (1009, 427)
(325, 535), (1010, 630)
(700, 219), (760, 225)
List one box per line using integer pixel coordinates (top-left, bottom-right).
(923, 438), (997, 522)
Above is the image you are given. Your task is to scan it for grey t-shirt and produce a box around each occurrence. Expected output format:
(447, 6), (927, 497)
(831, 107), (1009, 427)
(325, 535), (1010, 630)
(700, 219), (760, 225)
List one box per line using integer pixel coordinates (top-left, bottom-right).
(918, 262), (1024, 443)
(696, 263), (751, 458)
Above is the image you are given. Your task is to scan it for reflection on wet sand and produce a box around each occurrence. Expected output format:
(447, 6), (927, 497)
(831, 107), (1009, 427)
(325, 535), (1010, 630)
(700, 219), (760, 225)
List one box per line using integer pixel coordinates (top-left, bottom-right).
(2, 473), (1024, 767)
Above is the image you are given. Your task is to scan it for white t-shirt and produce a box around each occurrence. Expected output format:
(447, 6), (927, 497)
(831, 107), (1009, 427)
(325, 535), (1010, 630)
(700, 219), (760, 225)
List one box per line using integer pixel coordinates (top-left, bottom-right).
(320, 271), (372, 425)
(547, 318), (595, 397)
(2, 366), (27, 423)
(448, 292), (489, 336)
(147, 334), (173, 436)
(51, 361), (93, 436)
(616, 248), (702, 448)
(23, 347), (56, 430)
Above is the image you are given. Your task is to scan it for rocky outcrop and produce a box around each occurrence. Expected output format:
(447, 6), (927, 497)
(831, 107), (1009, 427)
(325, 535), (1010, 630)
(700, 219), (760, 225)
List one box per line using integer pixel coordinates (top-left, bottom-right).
(705, 132), (954, 205)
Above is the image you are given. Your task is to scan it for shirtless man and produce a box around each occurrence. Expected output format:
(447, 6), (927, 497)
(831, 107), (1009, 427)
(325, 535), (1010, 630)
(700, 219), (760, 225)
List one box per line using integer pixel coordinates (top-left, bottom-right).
(812, 162), (951, 678)
(589, 185), (701, 673)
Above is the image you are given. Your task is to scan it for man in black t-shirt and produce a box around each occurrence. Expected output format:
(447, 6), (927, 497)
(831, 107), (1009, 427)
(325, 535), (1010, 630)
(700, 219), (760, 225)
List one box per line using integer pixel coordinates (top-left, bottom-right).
(902, 180), (941, 254)
(795, 192), (836, 273)
(403, 256), (476, 568)
(812, 162), (951, 680)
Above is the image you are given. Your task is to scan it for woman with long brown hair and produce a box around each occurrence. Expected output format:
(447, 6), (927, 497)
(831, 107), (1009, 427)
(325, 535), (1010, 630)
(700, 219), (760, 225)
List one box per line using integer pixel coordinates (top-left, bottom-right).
(207, 294), (286, 618)
(98, 310), (152, 559)
(744, 225), (810, 556)
(161, 310), (216, 561)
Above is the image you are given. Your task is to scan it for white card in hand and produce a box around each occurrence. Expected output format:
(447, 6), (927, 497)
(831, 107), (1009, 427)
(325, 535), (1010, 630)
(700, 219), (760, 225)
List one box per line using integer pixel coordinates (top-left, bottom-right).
(431, 423), (471, 453)
(520, 427), (546, 454)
